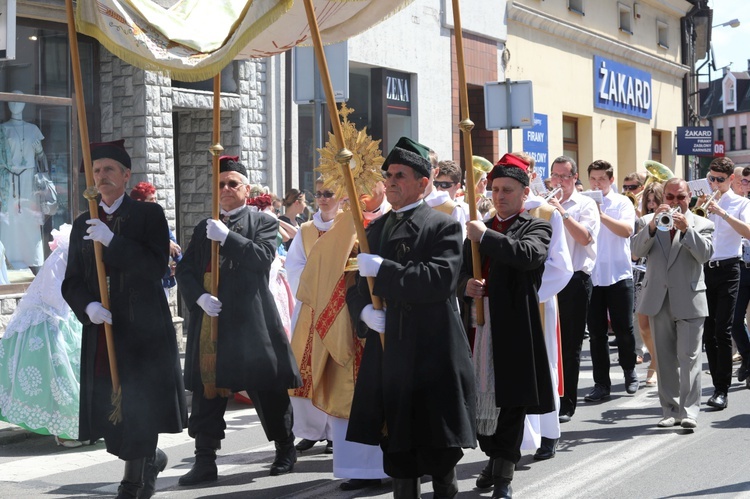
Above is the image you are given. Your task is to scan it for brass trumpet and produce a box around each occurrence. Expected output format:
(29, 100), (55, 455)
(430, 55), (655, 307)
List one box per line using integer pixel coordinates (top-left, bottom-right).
(692, 188), (720, 218)
(625, 190), (642, 207)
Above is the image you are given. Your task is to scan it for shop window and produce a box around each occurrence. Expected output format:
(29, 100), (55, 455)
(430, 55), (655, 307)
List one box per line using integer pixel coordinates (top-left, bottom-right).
(651, 131), (662, 164)
(0, 21), (98, 289)
(717, 128), (724, 142)
(562, 116), (578, 166)
(619, 4), (633, 35)
(730, 126), (736, 151)
(742, 125), (747, 150)
(568, 0), (585, 16)
(657, 21), (669, 49)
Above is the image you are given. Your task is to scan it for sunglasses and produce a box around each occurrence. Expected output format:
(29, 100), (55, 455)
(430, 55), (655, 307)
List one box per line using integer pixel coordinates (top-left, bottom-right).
(665, 193), (688, 201)
(314, 191), (335, 199)
(433, 181), (457, 189)
(622, 184), (641, 191)
(740, 179), (750, 185)
(219, 180), (243, 190)
(708, 175), (728, 183)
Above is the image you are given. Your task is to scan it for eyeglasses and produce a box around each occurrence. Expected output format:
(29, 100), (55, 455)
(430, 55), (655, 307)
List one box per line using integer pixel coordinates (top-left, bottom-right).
(219, 180), (243, 190)
(433, 181), (457, 189)
(741, 179), (750, 185)
(708, 175), (728, 183)
(665, 193), (688, 201)
(622, 184), (641, 191)
(314, 191), (335, 199)
(549, 173), (573, 181)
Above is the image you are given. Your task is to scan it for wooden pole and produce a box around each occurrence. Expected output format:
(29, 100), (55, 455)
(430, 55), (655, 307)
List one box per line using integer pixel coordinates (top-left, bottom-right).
(302, 0), (382, 312)
(65, 0), (122, 422)
(452, 0), (485, 325)
(210, 75), (223, 341)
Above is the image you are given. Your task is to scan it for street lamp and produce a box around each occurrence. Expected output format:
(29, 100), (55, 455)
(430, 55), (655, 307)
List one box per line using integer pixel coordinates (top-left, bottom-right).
(713, 19), (740, 28)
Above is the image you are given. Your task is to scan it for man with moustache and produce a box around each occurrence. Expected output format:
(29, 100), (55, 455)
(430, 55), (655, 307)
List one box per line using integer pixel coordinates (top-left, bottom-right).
(632, 178), (713, 428)
(176, 156), (301, 485)
(62, 140), (187, 499)
(347, 137), (476, 498)
(460, 154), (554, 498)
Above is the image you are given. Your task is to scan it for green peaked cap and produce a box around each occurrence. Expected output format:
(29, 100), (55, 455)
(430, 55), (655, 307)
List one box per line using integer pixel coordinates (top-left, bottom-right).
(382, 136), (432, 177)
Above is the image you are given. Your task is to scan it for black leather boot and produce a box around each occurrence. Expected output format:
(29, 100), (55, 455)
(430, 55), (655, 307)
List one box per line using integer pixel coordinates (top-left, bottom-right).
(116, 458), (146, 499)
(476, 457), (494, 489)
(433, 468), (458, 498)
(178, 434), (220, 486)
(492, 458), (515, 499)
(270, 434), (297, 476)
(139, 448), (168, 498)
(393, 477), (421, 498)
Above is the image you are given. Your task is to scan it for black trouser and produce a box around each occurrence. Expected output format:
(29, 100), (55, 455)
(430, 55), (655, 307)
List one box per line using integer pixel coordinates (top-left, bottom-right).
(477, 407), (527, 465)
(187, 366), (294, 443)
(558, 271), (592, 416)
(730, 264), (750, 359)
(704, 259), (740, 393)
(587, 278), (636, 389)
(382, 444), (464, 479)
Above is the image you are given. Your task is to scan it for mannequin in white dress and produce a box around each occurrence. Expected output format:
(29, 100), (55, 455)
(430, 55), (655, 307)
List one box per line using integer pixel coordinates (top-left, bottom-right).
(0, 92), (49, 274)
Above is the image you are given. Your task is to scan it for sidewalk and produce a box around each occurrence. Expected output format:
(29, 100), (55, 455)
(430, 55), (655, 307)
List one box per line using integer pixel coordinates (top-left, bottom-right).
(0, 420), (41, 446)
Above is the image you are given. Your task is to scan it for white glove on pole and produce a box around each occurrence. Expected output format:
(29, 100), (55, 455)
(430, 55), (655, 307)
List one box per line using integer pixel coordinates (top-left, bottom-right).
(197, 293), (222, 317)
(84, 219), (115, 247)
(85, 302), (113, 325)
(361, 304), (386, 333)
(357, 253), (384, 277)
(206, 219), (230, 245)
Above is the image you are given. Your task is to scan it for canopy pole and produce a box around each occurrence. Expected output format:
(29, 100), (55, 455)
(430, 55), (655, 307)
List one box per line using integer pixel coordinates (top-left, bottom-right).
(452, 0), (485, 325)
(210, 75), (223, 341)
(302, 0), (383, 313)
(65, 0), (122, 422)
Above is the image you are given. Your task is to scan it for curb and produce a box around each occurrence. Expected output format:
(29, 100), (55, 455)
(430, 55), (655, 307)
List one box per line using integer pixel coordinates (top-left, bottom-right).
(0, 424), (40, 446)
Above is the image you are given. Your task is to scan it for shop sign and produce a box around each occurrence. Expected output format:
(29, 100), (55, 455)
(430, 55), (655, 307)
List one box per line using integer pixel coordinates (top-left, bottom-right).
(522, 113), (549, 178)
(386, 71), (411, 116)
(594, 56), (651, 120)
(676, 126), (713, 156)
(714, 141), (725, 157)
(0, 0), (16, 60)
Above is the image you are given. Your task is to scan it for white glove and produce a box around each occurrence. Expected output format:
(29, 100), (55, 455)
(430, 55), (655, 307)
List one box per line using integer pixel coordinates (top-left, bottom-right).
(357, 253), (384, 277)
(84, 219), (115, 247)
(206, 219), (230, 245)
(85, 302), (112, 325)
(361, 304), (386, 333)
(197, 293), (222, 317)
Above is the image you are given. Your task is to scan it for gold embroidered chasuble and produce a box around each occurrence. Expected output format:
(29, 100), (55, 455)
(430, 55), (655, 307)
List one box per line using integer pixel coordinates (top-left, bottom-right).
(289, 211), (362, 418)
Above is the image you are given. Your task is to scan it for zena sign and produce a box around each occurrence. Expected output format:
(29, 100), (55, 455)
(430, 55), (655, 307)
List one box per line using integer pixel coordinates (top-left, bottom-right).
(594, 56), (652, 120)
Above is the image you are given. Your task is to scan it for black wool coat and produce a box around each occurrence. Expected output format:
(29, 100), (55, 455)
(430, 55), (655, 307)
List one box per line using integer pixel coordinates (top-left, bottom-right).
(62, 195), (187, 460)
(176, 207), (300, 392)
(346, 202), (477, 454)
(458, 211), (555, 414)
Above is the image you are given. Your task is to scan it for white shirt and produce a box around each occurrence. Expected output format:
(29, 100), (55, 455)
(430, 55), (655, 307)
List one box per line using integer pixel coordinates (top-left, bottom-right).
(525, 194), (573, 303)
(708, 189), (750, 260)
(363, 198), (391, 223)
(591, 189), (635, 287)
(100, 194), (125, 214)
(424, 190), (469, 240)
(560, 190), (600, 275)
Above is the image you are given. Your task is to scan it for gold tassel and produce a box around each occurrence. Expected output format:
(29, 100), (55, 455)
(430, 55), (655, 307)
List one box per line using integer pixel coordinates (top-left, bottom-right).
(108, 386), (123, 425)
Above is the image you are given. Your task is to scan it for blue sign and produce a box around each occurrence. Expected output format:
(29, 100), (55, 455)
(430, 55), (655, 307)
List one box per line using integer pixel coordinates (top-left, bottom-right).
(523, 113), (549, 178)
(676, 127), (714, 156)
(594, 56), (652, 120)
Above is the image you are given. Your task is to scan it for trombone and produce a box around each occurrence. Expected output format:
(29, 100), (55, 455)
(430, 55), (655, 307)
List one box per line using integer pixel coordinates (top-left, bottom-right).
(692, 188), (720, 218)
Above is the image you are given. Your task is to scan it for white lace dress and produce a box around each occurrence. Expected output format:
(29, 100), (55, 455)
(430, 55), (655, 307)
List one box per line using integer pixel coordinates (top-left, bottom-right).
(0, 231), (82, 438)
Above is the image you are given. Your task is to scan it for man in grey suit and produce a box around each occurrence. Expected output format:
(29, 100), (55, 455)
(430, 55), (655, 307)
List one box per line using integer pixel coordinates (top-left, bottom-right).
(631, 178), (714, 430)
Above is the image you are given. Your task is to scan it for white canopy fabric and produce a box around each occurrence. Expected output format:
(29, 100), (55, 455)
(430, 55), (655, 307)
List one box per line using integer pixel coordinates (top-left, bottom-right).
(75, 0), (412, 81)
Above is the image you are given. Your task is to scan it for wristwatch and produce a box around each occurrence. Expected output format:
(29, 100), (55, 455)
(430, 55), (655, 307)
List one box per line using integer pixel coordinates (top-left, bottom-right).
(562, 212), (570, 221)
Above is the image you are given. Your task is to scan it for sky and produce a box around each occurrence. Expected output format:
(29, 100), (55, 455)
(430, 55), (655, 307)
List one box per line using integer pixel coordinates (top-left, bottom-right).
(703, 0), (749, 79)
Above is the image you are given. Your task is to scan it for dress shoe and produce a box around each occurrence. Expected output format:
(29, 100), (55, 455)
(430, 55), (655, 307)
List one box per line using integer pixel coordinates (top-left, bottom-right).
(475, 458), (494, 489)
(533, 437), (558, 460)
(584, 384), (610, 402)
(295, 438), (317, 451)
(558, 412), (572, 424)
(680, 417), (697, 429)
(54, 436), (83, 448)
(624, 369), (639, 394)
(707, 391), (728, 410)
(270, 438), (297, 476)
(324, 440), (333, 454)
(339, 478), (380, 491)
(657, 417), (681, 427)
